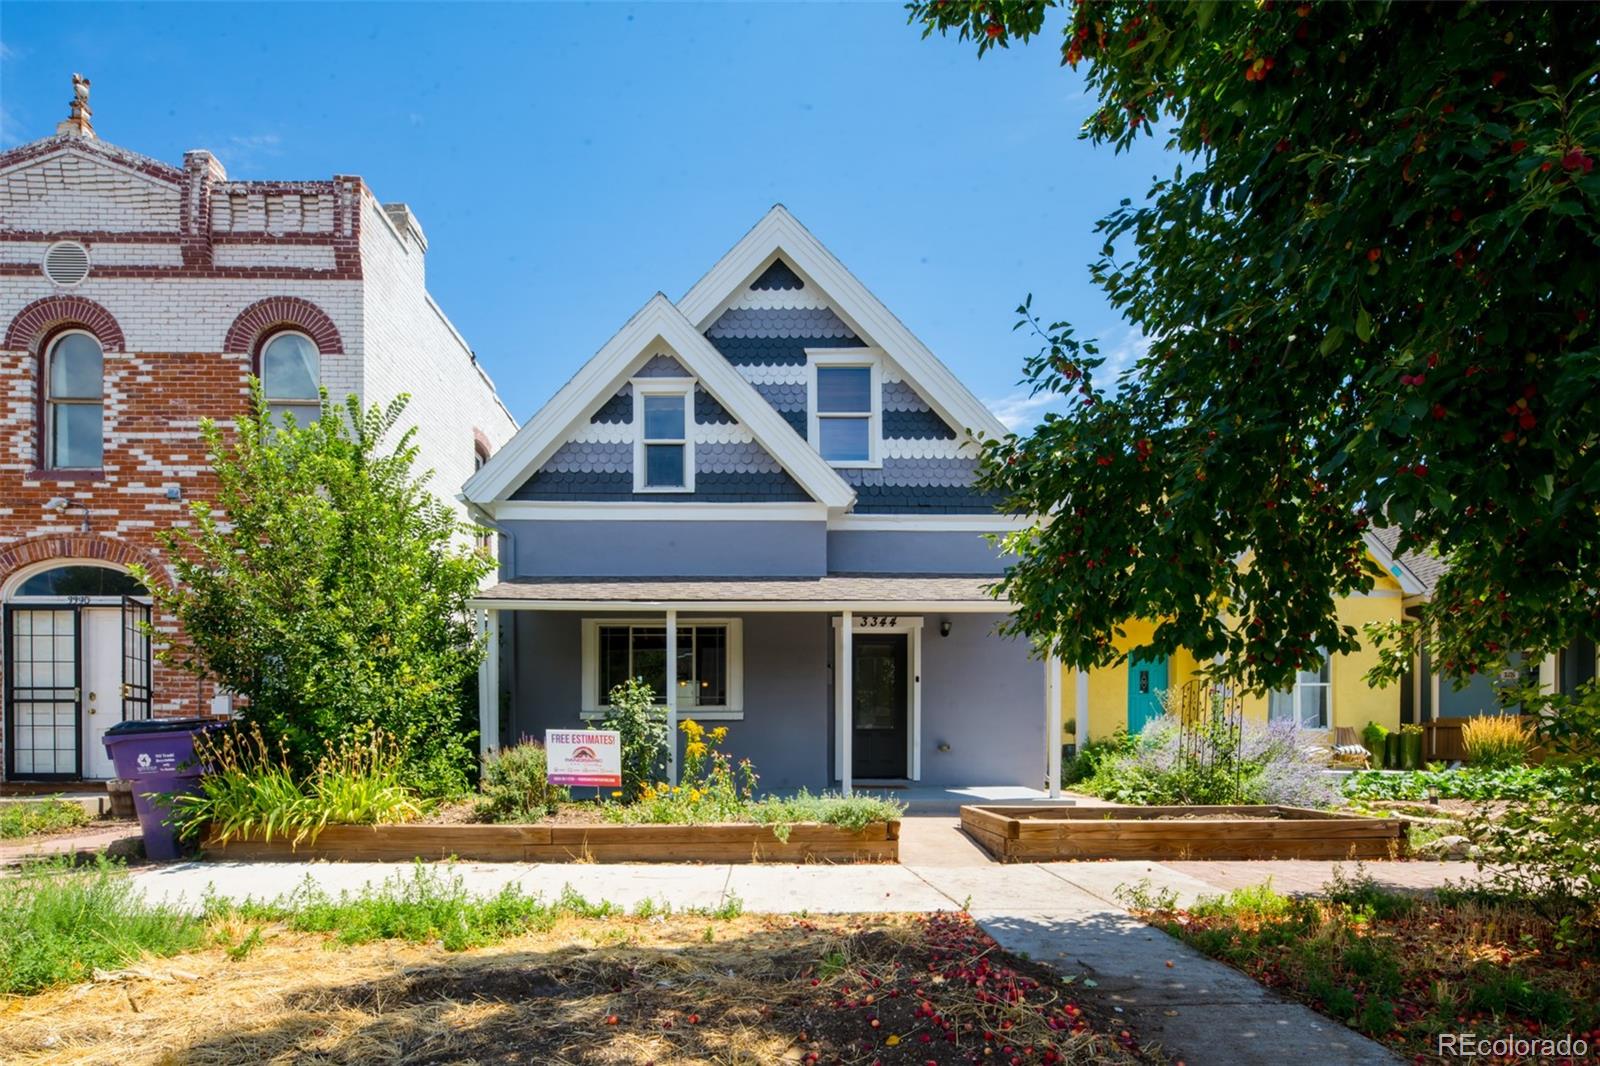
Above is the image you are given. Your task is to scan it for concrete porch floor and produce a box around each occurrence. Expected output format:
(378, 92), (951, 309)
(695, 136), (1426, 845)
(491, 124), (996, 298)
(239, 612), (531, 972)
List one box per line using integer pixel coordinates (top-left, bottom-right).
(862, 784), (1115, 815)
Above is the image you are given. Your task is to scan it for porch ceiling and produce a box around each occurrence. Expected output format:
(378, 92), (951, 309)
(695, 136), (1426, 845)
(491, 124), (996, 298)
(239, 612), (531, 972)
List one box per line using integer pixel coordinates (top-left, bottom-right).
(470, 573), (1005, 612)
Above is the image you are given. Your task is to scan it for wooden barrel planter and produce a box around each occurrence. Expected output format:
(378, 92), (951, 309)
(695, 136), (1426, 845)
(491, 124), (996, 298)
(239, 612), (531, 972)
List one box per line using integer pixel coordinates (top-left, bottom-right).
(960, 805), (1406, 863)
(203, 820), (900, 864)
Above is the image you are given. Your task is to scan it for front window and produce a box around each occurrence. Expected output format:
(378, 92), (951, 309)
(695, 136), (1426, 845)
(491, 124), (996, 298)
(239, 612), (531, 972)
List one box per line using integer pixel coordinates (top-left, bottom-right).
(813, 363), (876, 464)
(598, 623), (729, 708)
(45, 331), (103, 469)
(260, 332), (321, 426)
(1269, 650), (1331, 729)
(638, 391), (689, 490)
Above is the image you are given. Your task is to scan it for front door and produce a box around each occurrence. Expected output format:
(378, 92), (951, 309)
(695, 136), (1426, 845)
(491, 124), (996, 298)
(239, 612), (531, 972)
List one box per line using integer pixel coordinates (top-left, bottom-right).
(852, 633), (908, 779)
(80, 608), (122, 779)
(1127, 654), (1168, 735)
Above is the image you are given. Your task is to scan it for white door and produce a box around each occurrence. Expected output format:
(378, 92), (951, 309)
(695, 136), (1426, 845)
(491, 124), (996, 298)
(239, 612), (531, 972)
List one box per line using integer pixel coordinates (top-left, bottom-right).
(80, 608), (122, 779)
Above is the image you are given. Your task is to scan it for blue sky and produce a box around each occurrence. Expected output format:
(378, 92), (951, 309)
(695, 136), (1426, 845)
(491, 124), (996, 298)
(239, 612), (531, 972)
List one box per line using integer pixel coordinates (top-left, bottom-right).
(1, 2), (1168, 427)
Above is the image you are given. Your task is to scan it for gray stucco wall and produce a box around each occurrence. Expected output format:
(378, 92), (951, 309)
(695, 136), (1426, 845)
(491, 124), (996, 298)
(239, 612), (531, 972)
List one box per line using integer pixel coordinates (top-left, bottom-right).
(503, 520), (827, 578)
(826, 531), (1011, 576)
(502, 609), (1043, 792)
(915, 613), (1044, 788)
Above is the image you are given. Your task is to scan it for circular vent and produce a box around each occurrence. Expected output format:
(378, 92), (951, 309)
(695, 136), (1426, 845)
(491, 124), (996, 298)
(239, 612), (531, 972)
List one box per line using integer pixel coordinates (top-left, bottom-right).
(42, 241), (91, 286)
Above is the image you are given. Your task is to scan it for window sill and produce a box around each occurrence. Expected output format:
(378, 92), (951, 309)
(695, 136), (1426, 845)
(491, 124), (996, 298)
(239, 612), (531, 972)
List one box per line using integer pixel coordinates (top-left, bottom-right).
(26, 468), (105, 482)
(580, 709), (745, 722)
(633, 486), (696, 494)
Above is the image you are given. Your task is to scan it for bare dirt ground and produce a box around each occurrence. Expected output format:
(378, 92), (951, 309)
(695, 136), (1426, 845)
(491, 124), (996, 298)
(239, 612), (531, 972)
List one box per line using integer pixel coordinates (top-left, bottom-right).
(0, 912), (1158, 1066)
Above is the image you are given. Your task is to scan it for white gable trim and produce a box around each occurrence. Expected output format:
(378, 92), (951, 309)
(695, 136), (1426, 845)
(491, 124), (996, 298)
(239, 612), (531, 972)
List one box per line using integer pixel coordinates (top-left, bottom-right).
(463, 294), (855, 509)
(678, 206), (1009, 443)
(1362, 531), (1428, 598)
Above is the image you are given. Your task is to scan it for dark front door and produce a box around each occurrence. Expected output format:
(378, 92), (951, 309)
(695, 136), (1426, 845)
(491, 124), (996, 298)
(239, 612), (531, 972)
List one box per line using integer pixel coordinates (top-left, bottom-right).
(852, 633), (908, 779)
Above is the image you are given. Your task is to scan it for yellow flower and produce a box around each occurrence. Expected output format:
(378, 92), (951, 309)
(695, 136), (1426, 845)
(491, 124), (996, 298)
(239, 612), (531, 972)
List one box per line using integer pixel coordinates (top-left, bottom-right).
(610, 790), (622, 798)
(885, 1035), (900, 1047)
(710, 727), (728, 744)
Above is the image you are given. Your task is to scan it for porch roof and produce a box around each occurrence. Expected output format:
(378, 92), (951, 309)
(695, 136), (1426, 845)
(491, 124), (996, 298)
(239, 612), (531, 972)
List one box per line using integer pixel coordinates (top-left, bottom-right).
(469, 573), (1005, 612)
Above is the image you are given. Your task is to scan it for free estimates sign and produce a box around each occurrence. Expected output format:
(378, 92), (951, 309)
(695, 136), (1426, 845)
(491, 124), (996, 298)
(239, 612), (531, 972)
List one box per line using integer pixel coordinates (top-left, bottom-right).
(545, 730), (622, 788)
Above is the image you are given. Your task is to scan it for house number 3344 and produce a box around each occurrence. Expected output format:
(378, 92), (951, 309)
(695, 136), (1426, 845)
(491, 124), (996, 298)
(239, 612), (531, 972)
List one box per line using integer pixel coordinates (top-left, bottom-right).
(859, 616), (898, 628)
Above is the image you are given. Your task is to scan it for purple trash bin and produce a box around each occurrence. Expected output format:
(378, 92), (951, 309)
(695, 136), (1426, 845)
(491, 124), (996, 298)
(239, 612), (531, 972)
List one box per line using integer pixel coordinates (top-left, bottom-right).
(102, 717), (220, 861)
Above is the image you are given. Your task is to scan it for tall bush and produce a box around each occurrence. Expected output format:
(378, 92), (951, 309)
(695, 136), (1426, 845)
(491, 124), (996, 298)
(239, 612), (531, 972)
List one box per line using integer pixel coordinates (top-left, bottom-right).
(134, 386), (493, 797)
(600, 678), (666, 799)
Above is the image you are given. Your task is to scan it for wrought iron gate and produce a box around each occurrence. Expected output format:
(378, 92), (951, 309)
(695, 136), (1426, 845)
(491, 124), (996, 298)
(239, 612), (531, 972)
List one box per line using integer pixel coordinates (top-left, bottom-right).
(120, 596), (152, 721)
(4, 607), (81, 779)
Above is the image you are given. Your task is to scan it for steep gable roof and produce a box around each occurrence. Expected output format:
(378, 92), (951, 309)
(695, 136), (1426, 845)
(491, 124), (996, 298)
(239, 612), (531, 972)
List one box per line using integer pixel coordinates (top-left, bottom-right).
(463, 294), (854, 509)
(678, 206), (1008, 442)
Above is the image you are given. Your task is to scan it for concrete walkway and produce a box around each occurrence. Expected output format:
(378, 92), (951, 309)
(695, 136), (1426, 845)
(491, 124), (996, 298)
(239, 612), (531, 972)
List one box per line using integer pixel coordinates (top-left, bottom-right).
(127, 857), (1403, 1064)
(0, 822), (141, 867)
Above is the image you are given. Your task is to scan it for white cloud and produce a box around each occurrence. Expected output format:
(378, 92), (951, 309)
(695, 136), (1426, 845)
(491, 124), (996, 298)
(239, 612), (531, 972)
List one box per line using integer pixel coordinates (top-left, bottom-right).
(1096, 324), (1153, 381)
(986, 388), (1062, 433)
(217, 132), (284, 175)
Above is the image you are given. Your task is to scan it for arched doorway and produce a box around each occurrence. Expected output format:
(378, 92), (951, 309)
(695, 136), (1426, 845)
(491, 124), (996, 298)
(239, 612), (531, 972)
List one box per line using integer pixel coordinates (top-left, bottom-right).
(3, 562), (151, 780)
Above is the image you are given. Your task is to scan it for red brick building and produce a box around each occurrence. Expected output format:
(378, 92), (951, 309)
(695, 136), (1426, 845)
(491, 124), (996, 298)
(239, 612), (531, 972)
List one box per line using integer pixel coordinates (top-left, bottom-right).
(0, 78), (516, 781)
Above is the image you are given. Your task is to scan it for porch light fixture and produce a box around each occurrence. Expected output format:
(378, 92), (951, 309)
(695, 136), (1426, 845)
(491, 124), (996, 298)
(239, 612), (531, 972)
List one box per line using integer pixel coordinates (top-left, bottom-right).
(939, 619), (952, 638)
(45, 496), (91, 532)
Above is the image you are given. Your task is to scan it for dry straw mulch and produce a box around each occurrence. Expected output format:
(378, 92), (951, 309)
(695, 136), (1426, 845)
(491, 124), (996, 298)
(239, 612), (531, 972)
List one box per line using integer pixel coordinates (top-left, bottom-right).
(1, 912), (1155, 1065)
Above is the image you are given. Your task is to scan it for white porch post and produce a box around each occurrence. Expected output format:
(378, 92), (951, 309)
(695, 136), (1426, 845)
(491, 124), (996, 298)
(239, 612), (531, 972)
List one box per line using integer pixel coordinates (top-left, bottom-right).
(1074, 667), (1089, 746)
(477, 608), (500, 754)
(666, 608), (679, 785)
(839, 609), (853, 797)
(1045, 652), (1062, 798)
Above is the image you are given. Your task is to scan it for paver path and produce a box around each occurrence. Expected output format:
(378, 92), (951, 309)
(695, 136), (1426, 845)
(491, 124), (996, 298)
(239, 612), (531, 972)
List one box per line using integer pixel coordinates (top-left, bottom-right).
(0, 822), (140, 867)
(126, 857), (1408, 1063)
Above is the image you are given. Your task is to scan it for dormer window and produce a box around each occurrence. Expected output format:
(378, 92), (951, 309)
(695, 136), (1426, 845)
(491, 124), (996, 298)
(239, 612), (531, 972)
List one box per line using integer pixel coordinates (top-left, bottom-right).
(808, 351), (881, 467)
(633, 383), (694, 492)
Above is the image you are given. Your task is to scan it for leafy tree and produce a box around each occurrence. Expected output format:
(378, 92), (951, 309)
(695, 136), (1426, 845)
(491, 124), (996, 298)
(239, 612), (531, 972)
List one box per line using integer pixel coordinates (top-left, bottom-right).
(910, 1), (1599, 693)
(133, 387), (493, 797)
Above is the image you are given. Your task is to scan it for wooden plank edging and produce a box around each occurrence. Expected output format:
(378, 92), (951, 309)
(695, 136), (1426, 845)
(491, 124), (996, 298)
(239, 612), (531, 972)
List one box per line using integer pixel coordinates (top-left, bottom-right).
(202, 819), (902, 864)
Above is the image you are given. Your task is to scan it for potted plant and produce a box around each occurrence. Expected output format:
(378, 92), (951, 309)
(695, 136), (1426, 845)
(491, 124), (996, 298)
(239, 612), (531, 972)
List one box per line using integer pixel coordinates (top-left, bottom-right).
(1399, 723), (1424, 770)
(1361, 721), (1390, 766)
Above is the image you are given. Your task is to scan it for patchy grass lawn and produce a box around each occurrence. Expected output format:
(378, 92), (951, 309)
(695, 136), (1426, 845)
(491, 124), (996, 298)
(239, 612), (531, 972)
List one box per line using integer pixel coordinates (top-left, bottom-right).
(1, 863), (1154, 1065)
(1125, 873), (1600, 1062)
(0, 799), (92, 840)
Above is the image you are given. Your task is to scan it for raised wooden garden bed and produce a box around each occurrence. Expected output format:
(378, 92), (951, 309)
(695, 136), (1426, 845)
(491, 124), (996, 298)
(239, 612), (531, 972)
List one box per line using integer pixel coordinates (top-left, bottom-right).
(960, 804), (1406, 862)
(202, 820), (899, 864)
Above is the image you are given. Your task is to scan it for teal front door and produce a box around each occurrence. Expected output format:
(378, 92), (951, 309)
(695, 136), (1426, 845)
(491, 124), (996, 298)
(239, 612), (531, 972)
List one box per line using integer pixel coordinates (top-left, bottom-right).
(1126, 655), (1168, 735)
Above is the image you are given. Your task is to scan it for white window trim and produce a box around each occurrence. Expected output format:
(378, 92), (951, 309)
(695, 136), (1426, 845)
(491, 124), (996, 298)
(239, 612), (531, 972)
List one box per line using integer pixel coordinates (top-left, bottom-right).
(807, 349), (882, 469)
(631, 377), (695, 493)
(580, 617), (743, 719)
(44, 328), (104, 470)
(1269, 651), (1333, 731)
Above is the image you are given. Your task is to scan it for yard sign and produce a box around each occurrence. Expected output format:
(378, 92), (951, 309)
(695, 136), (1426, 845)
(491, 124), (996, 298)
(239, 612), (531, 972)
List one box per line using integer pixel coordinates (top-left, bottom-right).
(545, 729), (622, 788)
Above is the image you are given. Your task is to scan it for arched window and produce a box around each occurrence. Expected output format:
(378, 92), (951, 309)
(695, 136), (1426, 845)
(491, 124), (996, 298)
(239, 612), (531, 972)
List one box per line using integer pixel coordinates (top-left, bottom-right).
(45, 330), (104, 469)
(260, 331), (321, 425)
(13, 564), (146, 599)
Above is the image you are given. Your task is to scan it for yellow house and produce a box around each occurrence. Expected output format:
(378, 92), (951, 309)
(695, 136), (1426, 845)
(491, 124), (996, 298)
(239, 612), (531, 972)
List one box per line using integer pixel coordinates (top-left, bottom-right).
(1061, 536), (1427, 746)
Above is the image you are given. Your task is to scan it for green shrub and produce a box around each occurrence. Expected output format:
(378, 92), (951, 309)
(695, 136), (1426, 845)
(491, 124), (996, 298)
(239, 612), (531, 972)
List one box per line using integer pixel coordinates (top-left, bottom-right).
(1062, 729), (1136, 786)
(600, 677), (667, 799)
(1342, 765), (1576, 803)
(135, 389), (492, 799)
(173, 723), (422, 846)
(476, 742), (570, 822)
(1461, 715), (1533, 769)
(0, 858), (205, 994)
(0, 798), (91, 839)
(1361, 721), (1389, 759)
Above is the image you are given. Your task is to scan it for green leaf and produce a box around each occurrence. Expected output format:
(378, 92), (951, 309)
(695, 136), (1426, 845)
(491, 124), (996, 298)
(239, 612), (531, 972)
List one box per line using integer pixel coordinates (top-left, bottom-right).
(1355, 307), (1373, 343)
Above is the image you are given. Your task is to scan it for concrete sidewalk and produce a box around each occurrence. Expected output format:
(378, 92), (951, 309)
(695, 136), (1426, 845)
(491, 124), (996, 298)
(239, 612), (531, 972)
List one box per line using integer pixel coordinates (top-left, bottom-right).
(128, 857), (1399, 1064)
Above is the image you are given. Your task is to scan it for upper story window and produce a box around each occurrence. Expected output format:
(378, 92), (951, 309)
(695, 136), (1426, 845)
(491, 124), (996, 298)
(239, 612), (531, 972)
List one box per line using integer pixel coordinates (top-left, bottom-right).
(260, 331), (321, 426)
(1268, 650), (1331, 729)
(45, 330), (104, 469)
(808, 352), (881, 467)
(633, 384), (694, 492)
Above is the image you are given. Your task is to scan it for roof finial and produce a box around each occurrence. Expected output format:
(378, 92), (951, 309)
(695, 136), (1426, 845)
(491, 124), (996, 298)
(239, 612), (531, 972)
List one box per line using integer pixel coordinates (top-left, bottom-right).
(57, 73), (94, 139)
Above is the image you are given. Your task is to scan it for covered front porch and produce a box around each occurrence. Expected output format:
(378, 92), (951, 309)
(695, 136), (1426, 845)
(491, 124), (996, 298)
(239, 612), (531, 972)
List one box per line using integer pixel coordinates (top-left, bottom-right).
(470, 575), (1067, 797)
